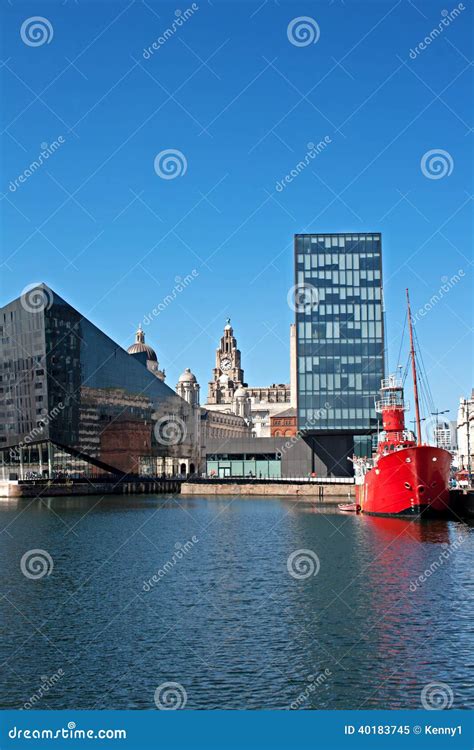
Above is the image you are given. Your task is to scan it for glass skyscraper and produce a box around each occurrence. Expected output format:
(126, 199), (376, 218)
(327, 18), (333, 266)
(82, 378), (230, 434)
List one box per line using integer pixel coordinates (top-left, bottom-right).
(294, 233), (385, 475)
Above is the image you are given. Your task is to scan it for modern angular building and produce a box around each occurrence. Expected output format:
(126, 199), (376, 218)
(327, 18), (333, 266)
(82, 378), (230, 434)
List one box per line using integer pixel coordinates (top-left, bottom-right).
(0, 284), (201, 480)
(294, 233), (385, 476)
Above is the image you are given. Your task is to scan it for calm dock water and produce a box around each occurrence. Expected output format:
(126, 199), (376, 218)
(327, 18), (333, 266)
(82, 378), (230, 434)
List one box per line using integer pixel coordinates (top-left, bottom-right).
(0, 495), (472, 710)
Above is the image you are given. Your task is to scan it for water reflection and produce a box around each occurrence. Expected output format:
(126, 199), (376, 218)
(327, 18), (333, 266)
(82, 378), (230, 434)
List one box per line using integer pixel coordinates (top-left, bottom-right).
(0, 495), (472, 710)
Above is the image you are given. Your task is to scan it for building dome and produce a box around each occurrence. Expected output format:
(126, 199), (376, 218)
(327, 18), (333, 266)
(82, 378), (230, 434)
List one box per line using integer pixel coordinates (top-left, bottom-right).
(224, 317), (232, 331)
(234, 386), (247, 399)
(179, 367), (197, 383)
(127, 325), (158, 362)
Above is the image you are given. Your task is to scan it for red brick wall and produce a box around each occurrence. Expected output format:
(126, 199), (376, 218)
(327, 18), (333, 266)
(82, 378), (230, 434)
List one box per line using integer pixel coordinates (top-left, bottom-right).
(270, 416), (297, 438)
(100, 419), (152, 473)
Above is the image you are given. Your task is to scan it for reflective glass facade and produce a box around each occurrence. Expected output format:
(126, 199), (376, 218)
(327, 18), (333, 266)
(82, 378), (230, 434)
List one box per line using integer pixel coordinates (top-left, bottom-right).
(0, 285), (199, 477)
(295, 233), (384, 441)
(207, 453), (282, 479)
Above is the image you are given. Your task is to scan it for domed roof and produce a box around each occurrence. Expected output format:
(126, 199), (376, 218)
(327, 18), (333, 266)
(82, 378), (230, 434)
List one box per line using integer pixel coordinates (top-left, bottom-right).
(179, 367), (197, 383)
(234, 386), (247, 399)
(224, 317), (232, 331)
(127, 325), (158, 362)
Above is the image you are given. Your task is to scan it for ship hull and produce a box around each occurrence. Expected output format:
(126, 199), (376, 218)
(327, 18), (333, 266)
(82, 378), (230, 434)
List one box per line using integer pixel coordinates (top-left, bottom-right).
(356, 445), (451, 516)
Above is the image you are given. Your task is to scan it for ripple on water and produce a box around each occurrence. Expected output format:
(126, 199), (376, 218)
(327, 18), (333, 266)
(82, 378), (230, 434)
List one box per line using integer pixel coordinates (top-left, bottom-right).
(0, 495), (472, 710)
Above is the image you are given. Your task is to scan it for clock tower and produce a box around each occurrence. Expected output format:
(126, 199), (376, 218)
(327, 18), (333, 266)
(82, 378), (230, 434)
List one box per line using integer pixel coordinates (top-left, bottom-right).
(207, 319), (246, 405)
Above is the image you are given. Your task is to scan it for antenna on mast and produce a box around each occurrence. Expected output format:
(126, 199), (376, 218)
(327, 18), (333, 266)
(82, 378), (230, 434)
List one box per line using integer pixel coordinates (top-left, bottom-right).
(406, 289), (422, 446)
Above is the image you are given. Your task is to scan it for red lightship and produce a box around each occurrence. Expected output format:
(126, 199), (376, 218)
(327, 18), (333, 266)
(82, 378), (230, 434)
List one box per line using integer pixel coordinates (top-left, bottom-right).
(354, 290), (451, 517)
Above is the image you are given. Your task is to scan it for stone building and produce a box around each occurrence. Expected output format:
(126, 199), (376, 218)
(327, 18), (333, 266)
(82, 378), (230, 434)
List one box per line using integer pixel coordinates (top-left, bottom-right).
(201, 409), (252, 441)
(175, 368), (202, 474)
(175, 366), (251, 469)
(246, 384), (291, 437)
(433, 420), (456, 452)
(127, 324), (166, 381)
(205, 320), (297, 437)
(207, 319), (245, 405)
(457, 390), (474, 471)
(176, 368), (200, 407)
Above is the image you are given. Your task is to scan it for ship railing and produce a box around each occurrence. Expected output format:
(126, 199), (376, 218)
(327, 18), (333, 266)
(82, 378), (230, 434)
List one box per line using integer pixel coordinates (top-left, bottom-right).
(378, 431), (414, 444)
(375, 396), (409, 411)
(380, 376), (403, 390)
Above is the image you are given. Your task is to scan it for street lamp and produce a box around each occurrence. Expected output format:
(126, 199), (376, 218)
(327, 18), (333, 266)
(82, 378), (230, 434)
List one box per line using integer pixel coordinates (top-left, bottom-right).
(431, 409), (449, 447)
(410, 417), (425, 442)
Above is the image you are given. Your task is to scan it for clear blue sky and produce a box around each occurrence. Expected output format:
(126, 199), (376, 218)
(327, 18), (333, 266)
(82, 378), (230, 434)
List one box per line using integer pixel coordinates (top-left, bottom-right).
(1, 0), (472, 425)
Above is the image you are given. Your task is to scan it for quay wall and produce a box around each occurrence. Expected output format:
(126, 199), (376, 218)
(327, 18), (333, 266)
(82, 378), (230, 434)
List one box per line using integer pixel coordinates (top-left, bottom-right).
(181, 482), (354, 499)
(0, 479), (181, 499)
(1, 479), (355, 501)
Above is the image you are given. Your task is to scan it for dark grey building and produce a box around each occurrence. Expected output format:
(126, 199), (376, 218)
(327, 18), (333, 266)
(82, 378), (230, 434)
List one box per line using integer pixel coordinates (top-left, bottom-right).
(294, 233), (385, 476)
(205, 436), (320, 479)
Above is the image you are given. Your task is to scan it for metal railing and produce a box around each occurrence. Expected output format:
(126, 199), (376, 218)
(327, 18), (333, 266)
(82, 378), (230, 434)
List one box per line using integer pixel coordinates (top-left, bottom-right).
(378, 431), (414, 444)
(191, 476), (355, 485)
(375, 396), (409, 411)
(380, 376), (403, 389)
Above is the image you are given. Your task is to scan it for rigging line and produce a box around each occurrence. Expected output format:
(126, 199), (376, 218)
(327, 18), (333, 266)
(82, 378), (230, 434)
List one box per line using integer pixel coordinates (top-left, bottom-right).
(415, 353), (429, 415)
(396, 312), (407, 371)
(416, 372), (431, 439)
(418, 358), (435, 423)
(402, 352), (410, 386)
(414, 335), (436, 413)
(419, 373), (430, 423)
(420, 359), (436, 414)
(412, 324), (435, 410)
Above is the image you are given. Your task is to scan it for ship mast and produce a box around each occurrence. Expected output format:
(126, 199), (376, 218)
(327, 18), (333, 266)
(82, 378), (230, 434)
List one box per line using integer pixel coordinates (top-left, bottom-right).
(406, 289), (422, 446)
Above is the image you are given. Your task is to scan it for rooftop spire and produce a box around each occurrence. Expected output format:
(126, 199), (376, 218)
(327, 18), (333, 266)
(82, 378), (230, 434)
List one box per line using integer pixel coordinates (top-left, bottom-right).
(136, 324), (145, 344)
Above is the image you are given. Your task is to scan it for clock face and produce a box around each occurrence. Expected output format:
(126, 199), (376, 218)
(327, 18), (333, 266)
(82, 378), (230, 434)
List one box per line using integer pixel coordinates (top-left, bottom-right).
(221, 357), (232, 372)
